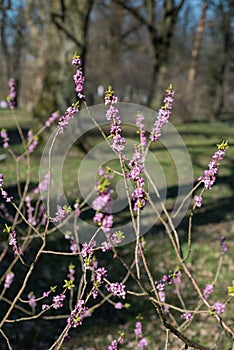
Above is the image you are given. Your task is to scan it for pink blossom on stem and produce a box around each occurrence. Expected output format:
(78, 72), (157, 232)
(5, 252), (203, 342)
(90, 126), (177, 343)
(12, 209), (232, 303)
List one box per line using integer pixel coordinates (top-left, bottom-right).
(4, 225), (22, 257)
(194, 195), (202, 208)
(0, 173), (4, 187)
(104, 86), (125, 155)
(27, 130), (38, 153)
(7, 78), (16, 109)
(25, 196), (36, 226)
(1, 129), (10, 148)
(58, 104), (79, 134)
(72, 54), (85, 99)
(28, 292), (37, 308)
(0, 175), (13, 202)
(34, 173), (51, 195)
(67, 263), (76, 282)
(106, 282), (126, 299)
(52, 293), (66, 309)
(67, 299), (88, 328)
(150, 84), (174, 142)
(134, 321), (142, 336)
(212, 301), (225, 315)
(4, 271), (14, 288)
(108, 340), (118, 350)
(198, 141), (229, 189)
(220, 237), (227, 253)
(138, 337), (148, 350)
(136, 113), (147, 147)
(181, 311), (192, 321)
(45, 111), (59, 127)
(203, 283), (213, 300)
(114, 302), (123, 309)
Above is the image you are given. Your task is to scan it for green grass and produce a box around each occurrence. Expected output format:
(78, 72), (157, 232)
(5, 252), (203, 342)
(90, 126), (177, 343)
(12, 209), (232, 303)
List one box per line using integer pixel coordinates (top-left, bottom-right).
(0, 112), (233, 349)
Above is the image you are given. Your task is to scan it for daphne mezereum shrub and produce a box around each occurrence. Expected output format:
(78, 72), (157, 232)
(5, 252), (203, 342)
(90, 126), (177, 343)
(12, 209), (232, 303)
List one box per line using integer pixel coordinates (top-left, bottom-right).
(0, 53), (233, 350)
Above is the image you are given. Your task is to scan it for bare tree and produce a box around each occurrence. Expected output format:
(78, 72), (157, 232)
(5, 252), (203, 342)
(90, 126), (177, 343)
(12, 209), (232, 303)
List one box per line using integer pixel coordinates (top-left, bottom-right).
(213, 0), (233, 118)
(0, 0), (26, 106)
(33, 0), (95, 121)
(187, 0), (208, 93)
(112, 0), (185, 108)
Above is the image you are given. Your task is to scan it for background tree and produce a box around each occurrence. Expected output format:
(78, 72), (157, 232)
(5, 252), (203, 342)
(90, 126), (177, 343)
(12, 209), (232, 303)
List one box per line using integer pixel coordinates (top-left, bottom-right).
(32, 0), (95, 122)
(112, 0), (185, 108)
(0, 0), (26, 107)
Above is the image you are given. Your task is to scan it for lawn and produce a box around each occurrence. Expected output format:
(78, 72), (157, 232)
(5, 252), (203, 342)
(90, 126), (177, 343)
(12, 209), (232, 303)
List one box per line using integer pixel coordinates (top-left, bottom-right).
(0, 108), (233, 349)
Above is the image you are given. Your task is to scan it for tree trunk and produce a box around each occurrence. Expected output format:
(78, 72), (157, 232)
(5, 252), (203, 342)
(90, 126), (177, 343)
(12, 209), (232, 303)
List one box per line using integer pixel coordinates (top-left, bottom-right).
(187, 0), (207, 95)
(33, 0), (95, 122)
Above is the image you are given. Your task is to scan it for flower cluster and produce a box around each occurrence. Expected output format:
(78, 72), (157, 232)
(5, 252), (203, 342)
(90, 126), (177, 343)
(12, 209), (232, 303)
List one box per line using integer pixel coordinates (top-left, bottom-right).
(27, 130), (38, 153)
(0, 173), (4, 187)
(203, 283), (213, 300)
(58, 103), (79, 134)
(67, 299), (88, 328)
(93, 168), (114, 234)
(181, 311), (192, 321)
(155, 270), (182, 313)
(136, 113), (147, 147)
(134, 321), (148, 349)
(53, 205), (71, 222)
(81, 240), (97, 270)
(106, 282), (126, 299)
(58, 54), (84, 133)
(198, 140), (229, 190)
(92, 267), (107, 298)
(108, 335), (124, 350)
(52, 293), (66, 309)
(128, 113), (148, 211)
(1, 129), (10, 148)
(25, 196), (36, 226)
(220, 236), (227, 253)
(194, 194), (202, 208)
(45, 111), (59, 127)
(4, 271), (14, 289)
(72, 54), (85, 99)
(150, 84), (174, 141)
(105, 86), (125, 154)
(0, 174), (13, 202)
(64, 231), (78, 254)
(7, 78), (16, 109)
(67, 263), (76, 282)
(4, 224), (22, 257)
(211, 301), (225, 315)
(28, 292), (37, 308)
(101, 230), (125, 252)
(34, 173), (51, 195)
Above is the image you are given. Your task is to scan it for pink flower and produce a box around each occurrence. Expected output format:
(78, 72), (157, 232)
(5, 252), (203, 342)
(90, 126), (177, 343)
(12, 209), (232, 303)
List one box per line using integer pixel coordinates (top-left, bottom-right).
(7, 78), (16, 109)
(4, 272), (14, 288)
(203, 283), (213, 300)
(1, 129), (10, 148)
(114, 302), (123, 309)
(52, 294), (66, 309)
(194, 195), (202, 208)
(150, 84), (174, 142)
(106, 282), (126, 299)
(199, 142), (228, 189)
(181, 311), (192, 321)
(28, 292), (37, 308)
(212, 301), (225, 315)
(138, 337), (148, 350)
(134, 321), (142, 336)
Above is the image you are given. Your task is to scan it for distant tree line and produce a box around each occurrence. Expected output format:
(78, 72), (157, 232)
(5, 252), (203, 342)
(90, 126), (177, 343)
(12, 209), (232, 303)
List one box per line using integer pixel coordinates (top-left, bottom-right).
(0, 0), (234, 121)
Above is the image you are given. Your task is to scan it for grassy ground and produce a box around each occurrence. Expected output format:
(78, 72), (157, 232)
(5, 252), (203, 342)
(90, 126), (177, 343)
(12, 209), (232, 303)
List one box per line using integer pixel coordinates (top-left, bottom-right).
(0, 109), (233, 349)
